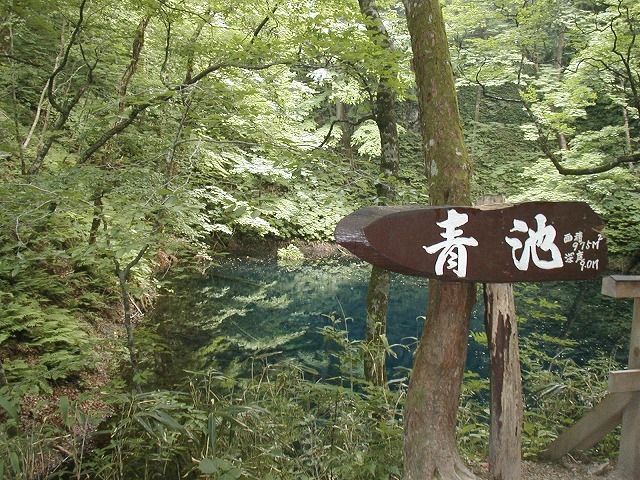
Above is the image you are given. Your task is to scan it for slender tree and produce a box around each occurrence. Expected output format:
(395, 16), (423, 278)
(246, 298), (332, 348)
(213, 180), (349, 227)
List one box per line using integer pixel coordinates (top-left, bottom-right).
(403, 0), (478, 478)
(358, 0), (401, 387)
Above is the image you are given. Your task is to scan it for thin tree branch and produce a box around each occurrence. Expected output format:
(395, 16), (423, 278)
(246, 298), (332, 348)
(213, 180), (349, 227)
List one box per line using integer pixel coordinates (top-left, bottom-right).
(47, 0), (88, 115)
(77, 61), (291, 164)
(522, 102), (639, 175)
(476, 71), (639, 175)
(252, 6), (278, 42)
(315, 115), (376, 149)
(119, 14), (152, 111)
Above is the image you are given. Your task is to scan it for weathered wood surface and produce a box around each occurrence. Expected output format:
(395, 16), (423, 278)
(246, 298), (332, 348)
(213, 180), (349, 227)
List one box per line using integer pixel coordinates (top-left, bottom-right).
(618, 393), (640, 479)
(609, 370), (640, 393)
(602, 275), (640, 298)
(541, 392), (635, 460)
(485, 282), (522, 480)
(619, 280), (640, 480)
(629, 297), (640, 370)
(335, 202), (607, 283)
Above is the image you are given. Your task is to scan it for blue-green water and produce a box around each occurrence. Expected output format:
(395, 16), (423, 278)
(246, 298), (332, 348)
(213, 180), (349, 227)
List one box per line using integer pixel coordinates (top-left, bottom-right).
(150, 257), (632, 385)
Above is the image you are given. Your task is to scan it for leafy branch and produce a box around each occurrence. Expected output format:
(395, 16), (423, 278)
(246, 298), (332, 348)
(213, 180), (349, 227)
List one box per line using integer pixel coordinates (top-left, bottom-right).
(28, 0), (96, 175)
(520, 102), (639, 176)
(475, 73), (639, 176)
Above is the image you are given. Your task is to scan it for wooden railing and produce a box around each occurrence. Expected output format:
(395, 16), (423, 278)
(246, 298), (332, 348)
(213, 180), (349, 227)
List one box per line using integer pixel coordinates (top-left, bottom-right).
(542, 275), (640, 479)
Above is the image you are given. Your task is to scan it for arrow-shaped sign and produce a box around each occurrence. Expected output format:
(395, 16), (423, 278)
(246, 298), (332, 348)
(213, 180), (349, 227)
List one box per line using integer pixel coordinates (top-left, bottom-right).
(335, 202), (607, 283)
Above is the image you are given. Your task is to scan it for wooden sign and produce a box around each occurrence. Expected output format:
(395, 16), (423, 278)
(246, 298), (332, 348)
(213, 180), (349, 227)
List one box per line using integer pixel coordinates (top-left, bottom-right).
(335, 201), (607, 283)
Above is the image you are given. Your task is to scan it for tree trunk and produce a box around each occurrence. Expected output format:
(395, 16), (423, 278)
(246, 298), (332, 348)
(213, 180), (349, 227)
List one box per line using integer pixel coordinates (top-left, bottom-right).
(336, 100), (355, 160)
(88, 193), (104, 245)
(621, 79), (633, 154)
(404, 281), (477, 479)
(115, 262), (141, 391)
(119, 15), (151, 111)
(563, 281), (588, 337)
(113, 244), (148, 392)
(404, 0), (477, 477)
(471, 84), (483, 155)
(477, 195), (523, 480)
(555, 27), (569, 151)
(359, 0), (401, 387)
(405, 1), (472, 205)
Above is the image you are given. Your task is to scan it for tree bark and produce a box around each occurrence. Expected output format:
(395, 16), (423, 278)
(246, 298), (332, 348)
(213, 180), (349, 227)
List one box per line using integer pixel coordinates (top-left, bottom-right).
(477, 194), (523, 479)
(336, 100), (355, 160)
(114, 244), (148, 392)
(0, 357), (7, 388)
(88, 193), (104, 245)
(404, 0), (478, 477)
(119, 14), (151, 111)
(471, 84), (483, 155)
(404, 281), (477, 479)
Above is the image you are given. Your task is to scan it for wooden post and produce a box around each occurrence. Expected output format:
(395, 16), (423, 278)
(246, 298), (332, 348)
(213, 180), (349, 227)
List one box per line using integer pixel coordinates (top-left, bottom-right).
(478, 195), (522, 480)
(603, 276), (640, 480)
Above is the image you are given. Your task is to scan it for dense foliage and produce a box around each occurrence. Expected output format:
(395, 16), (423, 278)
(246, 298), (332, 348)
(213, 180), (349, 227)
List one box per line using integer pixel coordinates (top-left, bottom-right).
(0, 0), (638, 477)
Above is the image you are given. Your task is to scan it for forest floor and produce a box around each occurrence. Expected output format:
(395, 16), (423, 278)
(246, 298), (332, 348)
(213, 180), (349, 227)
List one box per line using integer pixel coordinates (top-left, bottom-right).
(474, 459), (623, 479)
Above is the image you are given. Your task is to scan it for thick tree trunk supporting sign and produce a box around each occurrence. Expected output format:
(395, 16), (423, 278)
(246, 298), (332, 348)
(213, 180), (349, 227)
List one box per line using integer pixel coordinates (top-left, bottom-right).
(403, 279), (478, 479)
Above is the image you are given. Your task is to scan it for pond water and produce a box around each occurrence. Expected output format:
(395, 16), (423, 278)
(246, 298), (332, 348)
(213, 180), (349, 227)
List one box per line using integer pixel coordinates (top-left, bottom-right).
(149, 257), (632, 387)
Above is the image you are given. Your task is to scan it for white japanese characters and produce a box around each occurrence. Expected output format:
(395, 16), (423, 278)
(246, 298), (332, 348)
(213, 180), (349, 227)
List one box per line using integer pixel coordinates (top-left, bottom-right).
(563, 231), (604, 271)
(421, 208), (603, 279)
(504, 214), (563, 271)
(423, 209), (478, 278)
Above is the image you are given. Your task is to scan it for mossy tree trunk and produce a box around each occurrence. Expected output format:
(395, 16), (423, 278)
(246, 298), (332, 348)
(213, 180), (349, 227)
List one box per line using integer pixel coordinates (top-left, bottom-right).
(403, 0), (478, 478)
(359, 0), (400, 387)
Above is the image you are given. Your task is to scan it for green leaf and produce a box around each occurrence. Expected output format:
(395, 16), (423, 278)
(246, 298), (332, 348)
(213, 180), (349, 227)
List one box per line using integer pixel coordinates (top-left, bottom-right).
(148, 410), (189, 436)
(208, 413), (217, 457)
(0, 395), (18, 421)
(58, 395), (71, 426)
(220, 469), (242, 480)
(198, 458), (219, 474)
(9, 451), (20, 474)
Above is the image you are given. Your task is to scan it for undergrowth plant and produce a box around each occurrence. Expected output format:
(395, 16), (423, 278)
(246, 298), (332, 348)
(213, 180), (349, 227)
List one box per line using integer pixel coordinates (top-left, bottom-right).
(0, 312), (620, 479)
(0, 393), (103, 479)
(519, 333), (620, 458)
(66, 352), (405, 480)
